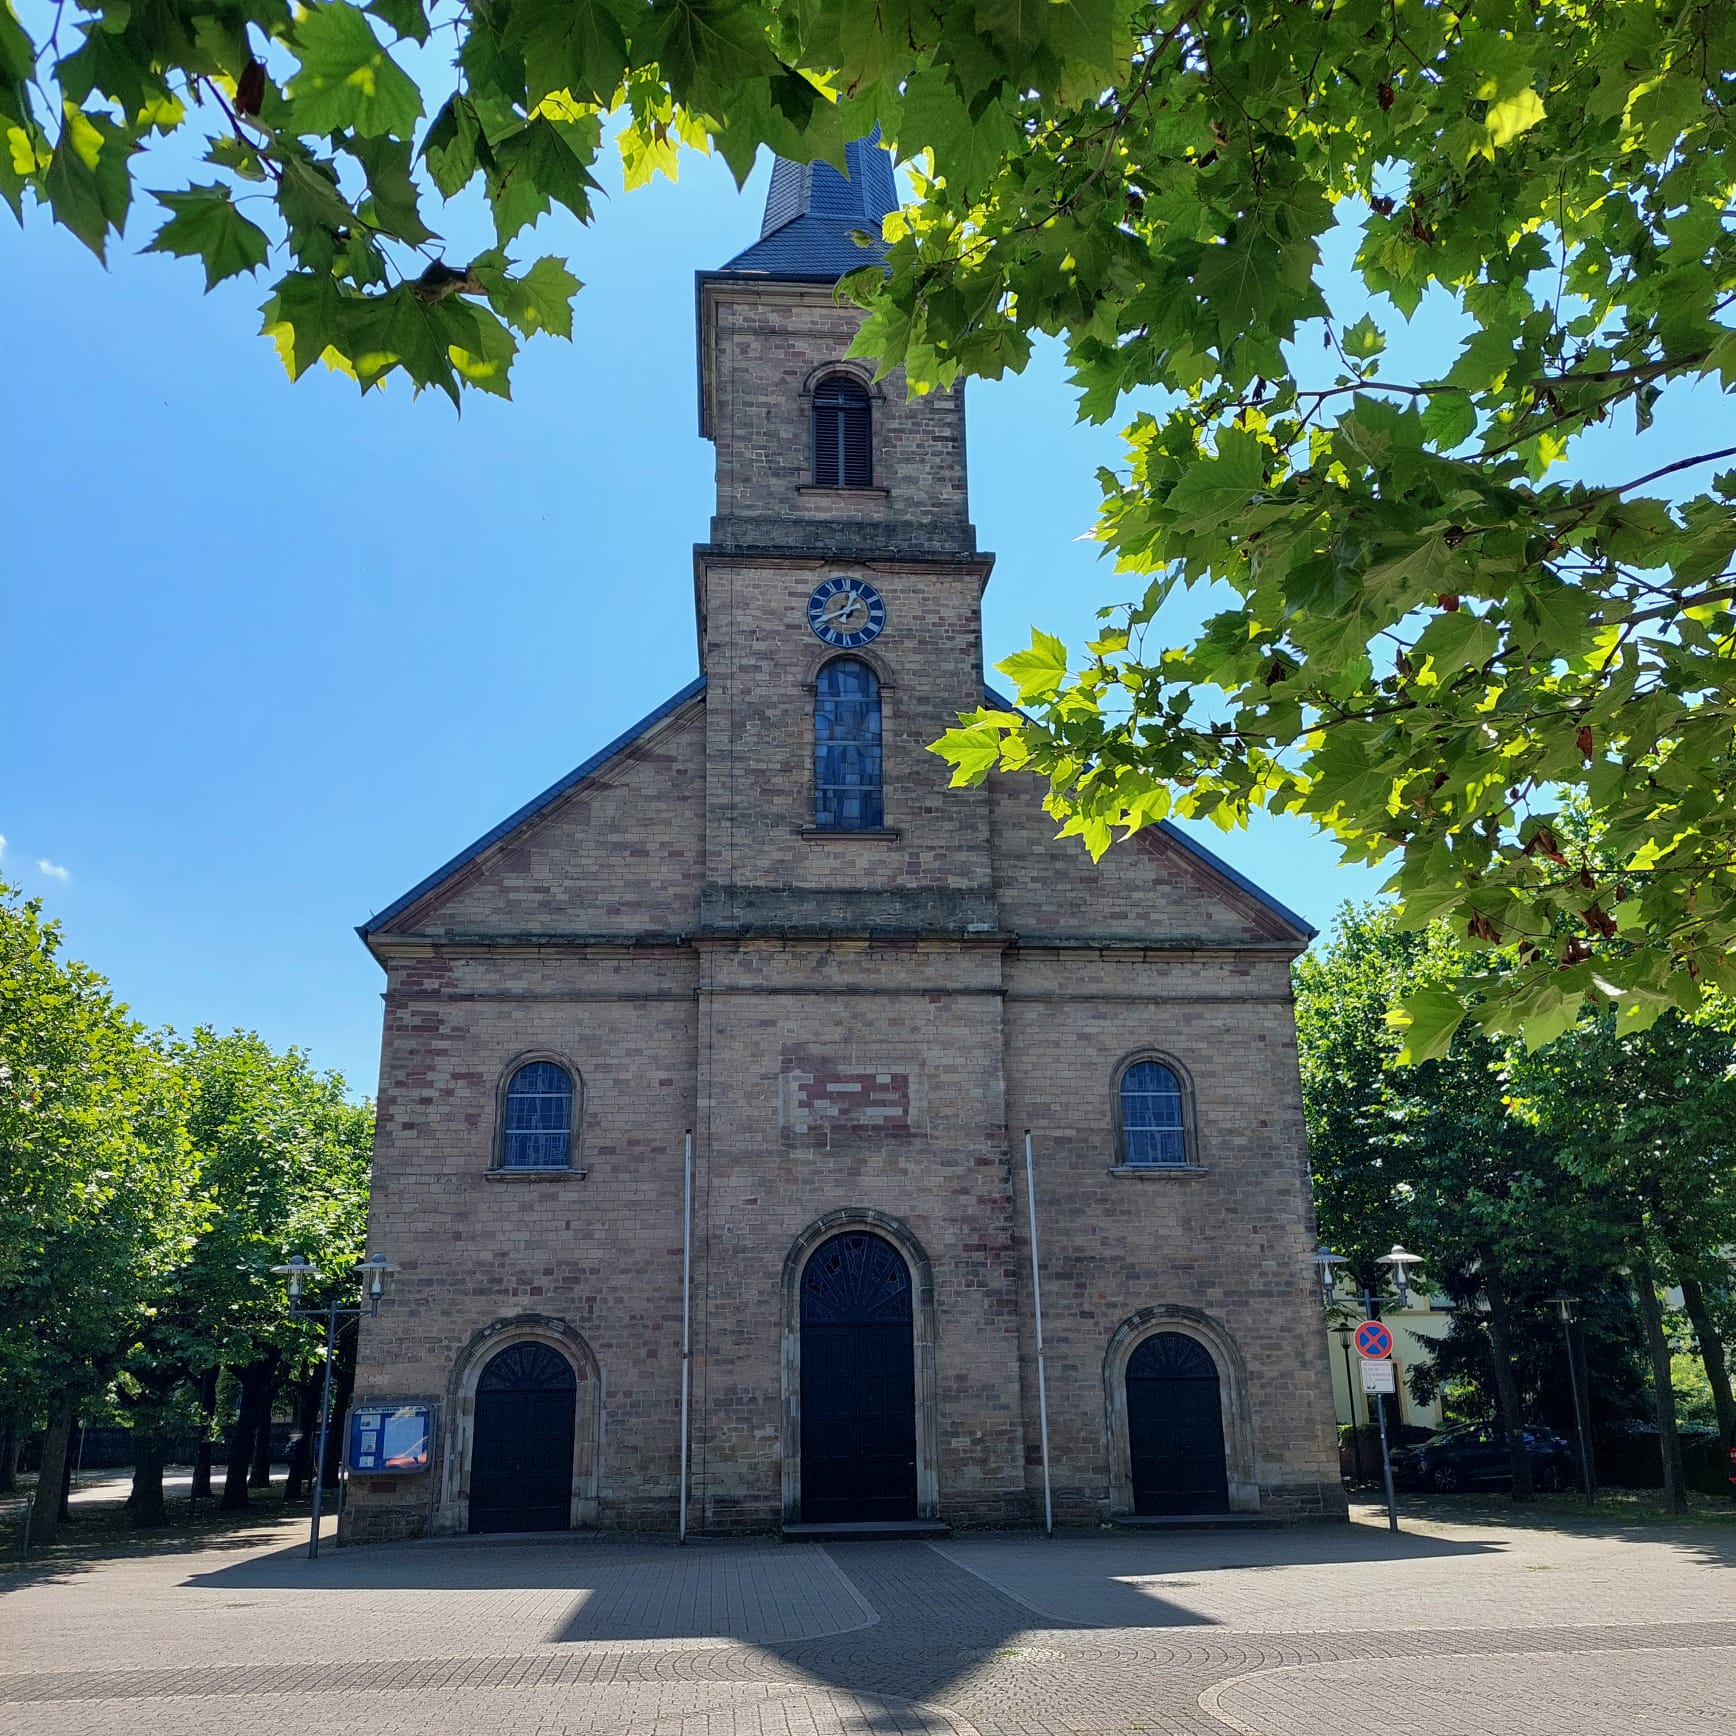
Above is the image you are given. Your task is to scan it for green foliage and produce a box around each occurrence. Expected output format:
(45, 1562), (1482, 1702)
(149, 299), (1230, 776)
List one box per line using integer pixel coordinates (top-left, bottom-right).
(1299, 898), (1736, 1433)
(0, 880), (201, 1413)
(177, 1026), (374, 1374)
(0, 879), (373, 1444)
(6, 2), (1736, 1030)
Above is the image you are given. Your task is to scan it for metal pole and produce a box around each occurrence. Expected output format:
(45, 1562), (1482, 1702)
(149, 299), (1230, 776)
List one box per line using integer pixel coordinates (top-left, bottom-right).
(1023, 1133), (1054, 1537)
(1561, 1311), (1594, 1506)
(1364, 1289), (1399, 1533)
(679, 1130), (693, 1544)
(308, 1301), (337, 1561)
(1375, 1389), (1398, 1532)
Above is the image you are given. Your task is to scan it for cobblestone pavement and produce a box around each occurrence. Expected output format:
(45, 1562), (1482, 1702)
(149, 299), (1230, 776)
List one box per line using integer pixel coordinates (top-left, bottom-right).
(2, 1504), (1732, 1735)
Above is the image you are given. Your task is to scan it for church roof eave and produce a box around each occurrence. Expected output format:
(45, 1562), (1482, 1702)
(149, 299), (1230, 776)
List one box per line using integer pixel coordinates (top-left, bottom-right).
(981, 685), (1317, 943)
(356, 676), (708, 952)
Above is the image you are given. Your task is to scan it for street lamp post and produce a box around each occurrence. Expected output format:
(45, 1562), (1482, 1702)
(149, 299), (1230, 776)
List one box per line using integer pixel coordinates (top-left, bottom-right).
(1549, 1295), (1596, 1506)
(1336, 1327), (1364, 1483)
(270, 1253), (396, 1560)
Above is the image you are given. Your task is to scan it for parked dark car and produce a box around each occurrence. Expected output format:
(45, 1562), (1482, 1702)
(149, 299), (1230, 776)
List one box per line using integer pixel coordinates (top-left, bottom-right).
(1389, 1424), (1576, 1493)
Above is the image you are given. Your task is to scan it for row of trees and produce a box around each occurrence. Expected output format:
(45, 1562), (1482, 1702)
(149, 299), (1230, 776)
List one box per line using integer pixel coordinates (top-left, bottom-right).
(1298, 902), (1736, 1507)
(0, 881), (372, 1542)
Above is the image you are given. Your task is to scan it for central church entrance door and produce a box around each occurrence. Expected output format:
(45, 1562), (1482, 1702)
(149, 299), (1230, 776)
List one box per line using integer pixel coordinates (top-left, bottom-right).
(1126, 1331), (1230, 1515)
(799, 1232), (918, 1523)
(468, 1342), (576, 1533)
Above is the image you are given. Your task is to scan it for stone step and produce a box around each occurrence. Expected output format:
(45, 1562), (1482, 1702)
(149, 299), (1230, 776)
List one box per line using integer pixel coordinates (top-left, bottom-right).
(780, 1519), (952, 1542)
(1111, 1512), (1287, 1530)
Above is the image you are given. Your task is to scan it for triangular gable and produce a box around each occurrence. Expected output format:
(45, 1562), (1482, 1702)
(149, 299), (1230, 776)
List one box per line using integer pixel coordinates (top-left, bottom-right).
(982, 686), (1315, 946)
(359, 676), (706, 945)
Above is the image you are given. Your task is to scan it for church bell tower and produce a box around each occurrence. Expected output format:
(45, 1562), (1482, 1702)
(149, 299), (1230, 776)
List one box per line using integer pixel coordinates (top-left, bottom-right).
(693, 137), (998, 936)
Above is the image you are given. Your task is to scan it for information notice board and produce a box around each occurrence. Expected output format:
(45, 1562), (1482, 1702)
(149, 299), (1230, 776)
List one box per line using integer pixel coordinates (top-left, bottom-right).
(348, 1404), (433, 1474)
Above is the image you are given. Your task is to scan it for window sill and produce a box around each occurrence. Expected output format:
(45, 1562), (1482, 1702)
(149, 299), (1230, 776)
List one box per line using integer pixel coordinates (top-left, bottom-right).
(1107, 1163), (1208, 1178)
(797, 826), (902, 840)
(796, 484), (890, 498)
(484, 1166), (588, 1182)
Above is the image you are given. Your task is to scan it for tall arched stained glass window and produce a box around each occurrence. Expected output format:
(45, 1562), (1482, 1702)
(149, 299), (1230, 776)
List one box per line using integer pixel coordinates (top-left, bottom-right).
(1119, 1060), (1188, 1167)
(814, 658), (883, 831)
(812, 376), (872, 488)
(502, 1061), (573, 1170)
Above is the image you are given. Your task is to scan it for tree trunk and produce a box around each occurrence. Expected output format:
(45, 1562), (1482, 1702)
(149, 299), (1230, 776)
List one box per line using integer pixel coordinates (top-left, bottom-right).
(0, 1413), (14, 1496)
(59, 1429), (76, 1520)
(30, 1395), (74, 1548)
(191, 1368), (217, 1499)
(283, 1378), (320, 1500)
(220, 1356), (278, 1511)
(127, 1435), (169, 1527)
(248, 1377), (277, 1489)
(1678, 1267), (1736, 1459)
(1481, 1265), (1536, 1500)
(1633, 1242), (1688, 1514)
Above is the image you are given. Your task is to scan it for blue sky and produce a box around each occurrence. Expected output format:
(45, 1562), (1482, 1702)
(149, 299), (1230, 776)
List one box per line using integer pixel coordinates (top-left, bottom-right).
(3, 131), (1712, 1096)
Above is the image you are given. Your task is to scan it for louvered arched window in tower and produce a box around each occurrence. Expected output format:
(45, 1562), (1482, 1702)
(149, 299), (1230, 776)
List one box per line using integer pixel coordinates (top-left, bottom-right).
(812, 376), (872, 488)
(814, 658), (884, 831)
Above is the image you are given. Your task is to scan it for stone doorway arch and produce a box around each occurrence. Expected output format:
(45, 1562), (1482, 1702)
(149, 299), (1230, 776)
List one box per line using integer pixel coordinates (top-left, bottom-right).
(781, 1210), (939, 1525)
(441, 1315), (600, 1533)
(1104, 1306), (1259, 1516)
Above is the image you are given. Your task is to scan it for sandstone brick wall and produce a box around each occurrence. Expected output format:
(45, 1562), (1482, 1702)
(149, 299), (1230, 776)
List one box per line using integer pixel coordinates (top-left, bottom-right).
(347, 948), (699, 1538)
(347, 251), (1343, 1544)
(1000, 949), (1344, 1520)
(689, 938), (1027, 1531)
(389, 700), (707, 940)
(702, 283), (972, 554)
(990, 775), (1297, 945)
(699, 555), (997, 902)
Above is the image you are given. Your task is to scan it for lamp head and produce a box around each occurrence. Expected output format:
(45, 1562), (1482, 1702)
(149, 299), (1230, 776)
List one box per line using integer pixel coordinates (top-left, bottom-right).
(269, 1254), (317, 1301)
(1312, 1244), (1348, 1302)
(355, 1254), (397, 1314)
(1377, 1243), (1423, 1304)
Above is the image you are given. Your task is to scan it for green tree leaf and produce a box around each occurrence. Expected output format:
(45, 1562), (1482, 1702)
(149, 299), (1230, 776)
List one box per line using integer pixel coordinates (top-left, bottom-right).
(145, 183), (271, 289)
(287, 3), (423, 139)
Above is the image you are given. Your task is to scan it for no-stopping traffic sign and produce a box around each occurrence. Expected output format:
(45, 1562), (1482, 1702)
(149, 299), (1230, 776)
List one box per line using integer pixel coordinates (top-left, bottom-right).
(1355, 1319), (1394, 1360)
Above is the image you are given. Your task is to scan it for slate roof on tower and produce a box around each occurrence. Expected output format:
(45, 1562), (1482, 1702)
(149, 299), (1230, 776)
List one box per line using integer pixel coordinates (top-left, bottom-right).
(717, 133), (899, 281)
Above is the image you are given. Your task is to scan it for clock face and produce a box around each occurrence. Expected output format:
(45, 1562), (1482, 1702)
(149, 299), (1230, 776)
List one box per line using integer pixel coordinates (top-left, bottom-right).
(806, 576), (887, 649)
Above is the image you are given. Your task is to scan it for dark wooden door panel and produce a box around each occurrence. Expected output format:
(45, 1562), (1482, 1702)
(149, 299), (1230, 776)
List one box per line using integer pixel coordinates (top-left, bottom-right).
(799, 1232), (918, 1524)
(468, 1344), (576, 1534)
(1127, 1334), (1230, 1517)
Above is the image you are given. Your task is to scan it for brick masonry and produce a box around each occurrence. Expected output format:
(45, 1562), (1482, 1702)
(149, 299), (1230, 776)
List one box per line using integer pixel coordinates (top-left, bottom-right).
(343, 260), (1344, 1542)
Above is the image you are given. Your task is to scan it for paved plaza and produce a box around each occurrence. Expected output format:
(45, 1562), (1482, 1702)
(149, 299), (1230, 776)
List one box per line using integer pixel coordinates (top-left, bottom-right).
(2, 1503), (1733, 1735)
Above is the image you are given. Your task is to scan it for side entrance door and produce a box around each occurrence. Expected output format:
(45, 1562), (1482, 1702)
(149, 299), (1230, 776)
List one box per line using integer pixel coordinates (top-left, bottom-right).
(800, 1231), (918, 1524)
(1126, 1331), (1231, 1516)
(468, 1341), (576, 1534)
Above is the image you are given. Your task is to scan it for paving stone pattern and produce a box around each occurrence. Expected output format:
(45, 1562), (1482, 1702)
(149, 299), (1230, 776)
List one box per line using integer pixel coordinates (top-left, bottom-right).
(3, 1508), (1733, 1735)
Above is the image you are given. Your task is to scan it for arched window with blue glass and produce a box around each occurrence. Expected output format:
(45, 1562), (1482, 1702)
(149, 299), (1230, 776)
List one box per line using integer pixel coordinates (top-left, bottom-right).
(814, 658), (884, 831)
(1117, 1056), (1192, 1167)
(501, 1060), (576, 1170)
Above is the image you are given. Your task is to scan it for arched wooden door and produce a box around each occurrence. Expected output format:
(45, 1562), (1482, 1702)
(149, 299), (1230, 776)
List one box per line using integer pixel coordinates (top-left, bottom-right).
(1126, 1331), (1230, 1516)
(800, 1231), (917, 1523)
(468, 1342), (576, 1533)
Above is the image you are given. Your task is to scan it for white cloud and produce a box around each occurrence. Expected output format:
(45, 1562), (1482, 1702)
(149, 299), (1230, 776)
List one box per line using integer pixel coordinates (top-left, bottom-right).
(36, 859), (70, 882)
(0, 834), (7, 862)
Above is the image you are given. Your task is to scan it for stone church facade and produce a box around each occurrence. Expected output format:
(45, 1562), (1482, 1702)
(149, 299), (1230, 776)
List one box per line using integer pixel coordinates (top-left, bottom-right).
(344, 140), (1345, 1542)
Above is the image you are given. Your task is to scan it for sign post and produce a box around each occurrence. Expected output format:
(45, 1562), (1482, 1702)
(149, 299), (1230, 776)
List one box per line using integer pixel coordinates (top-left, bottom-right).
(1354, 1320), (1399, 1533)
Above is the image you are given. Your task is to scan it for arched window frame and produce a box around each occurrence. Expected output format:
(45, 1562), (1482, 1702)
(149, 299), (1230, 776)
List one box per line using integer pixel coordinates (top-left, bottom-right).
(1112, 1051), (1198, 1170)
(812, 655), (885, 832)
(810, 372), (873, 488)
(494, 1055), (581, 1172)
